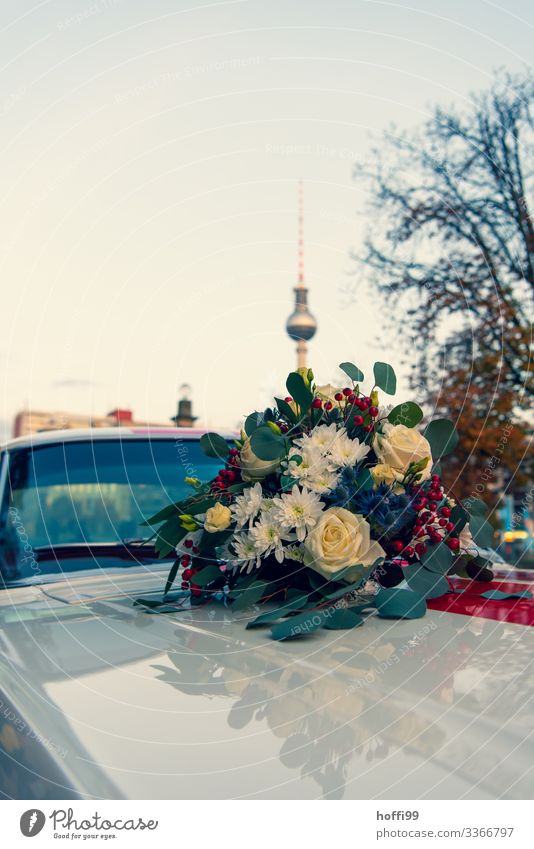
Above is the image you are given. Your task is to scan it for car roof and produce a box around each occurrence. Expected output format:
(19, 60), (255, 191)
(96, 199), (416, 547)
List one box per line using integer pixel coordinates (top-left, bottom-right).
(3, 426), (237, 451)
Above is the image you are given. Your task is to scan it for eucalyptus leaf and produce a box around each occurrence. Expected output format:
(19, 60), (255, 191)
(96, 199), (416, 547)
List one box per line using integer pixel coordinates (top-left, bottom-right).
(270, 608), (328, 641)
(404, 565), (450, 599)
(244, 412), (263, 436)
(250, 426), (286, 461)
(463, 497), (488, 516)
(339, 361), (364, 383)
(374, 587), (427, 619)
(423, 419), (459, 458)
(231, 580), (269, 611)
(322, 608), (364, 630)
(373, 362), (397, 395)
(450, 504), (469, 534)
(199, 432), (230, 460)
(388, 401), (423, 427)
(479, 589), (533, 600)
(469, 513), (494, 548)
(193, 565), (224, 587)
(420, 542), (453, 574)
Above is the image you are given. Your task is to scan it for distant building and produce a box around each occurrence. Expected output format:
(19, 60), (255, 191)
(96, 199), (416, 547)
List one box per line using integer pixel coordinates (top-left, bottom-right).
(170, 384), (197, 428)
(12, 387), (199, 438)
(12, 407), (170, 439)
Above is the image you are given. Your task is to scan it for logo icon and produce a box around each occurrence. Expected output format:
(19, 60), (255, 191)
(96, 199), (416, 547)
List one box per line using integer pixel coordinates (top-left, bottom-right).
(20, 810), (46, 837)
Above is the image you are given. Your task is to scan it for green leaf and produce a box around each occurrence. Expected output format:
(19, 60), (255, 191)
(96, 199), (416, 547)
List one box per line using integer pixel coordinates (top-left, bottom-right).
(355, 466), (373, 492)
(339, 361), (364, 383)
(404, 566), (450, 599)
(154, 516), (187, 558)
(246, 593), (311, 628)
(388, 402), (423, 427)
(275, 397), (298, 425)
(244, 412), (263, 436)
(450, 504), (469, 534)
(188, 497), (216, 516)
(250, 426), (286, 461)
(270, 608), (328, 641)
(322, 608), (364, 630)
(374, 587), (427, 619)
(164, 558), (181, 596)
(141, 501), (183, 527)
(193, 565), (224, 587)
(420, 542), (453, 574)
(134, 596), (166, 609)
(231, 580), (269, 611)
(463, 497), (488, 516)
(199, 432), (229, 460)
(469, 513), (494, 548)
(423, 419), (459, 458)
(373, 362), (397, 395)
(286, 372), (313, 411)
(479, 589), (533, 600)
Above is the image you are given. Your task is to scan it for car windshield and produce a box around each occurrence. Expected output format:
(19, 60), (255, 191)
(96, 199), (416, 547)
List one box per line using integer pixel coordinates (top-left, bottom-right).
(0, 437), (224, 583)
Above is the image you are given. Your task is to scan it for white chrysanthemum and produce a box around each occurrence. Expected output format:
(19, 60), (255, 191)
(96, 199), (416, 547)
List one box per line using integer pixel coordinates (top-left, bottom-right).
(296, 422), (340, 453)
(230, 532), (260, 573)
(231, 482), (263, 529)
(286, 444), (330, 481)
(250, 513), (288, 563)
(328, 434), (371, 468)
(272, 484), (325, 542)
(302, 469), (340, 494)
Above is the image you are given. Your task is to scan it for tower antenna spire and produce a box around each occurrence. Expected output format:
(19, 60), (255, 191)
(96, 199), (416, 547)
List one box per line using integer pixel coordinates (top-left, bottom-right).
(285, 180), (317, 369)
(298, 178), (304, 286)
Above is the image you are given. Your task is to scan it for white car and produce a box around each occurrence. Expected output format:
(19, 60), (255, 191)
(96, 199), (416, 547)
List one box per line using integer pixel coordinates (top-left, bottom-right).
(0, 428), (533, 800)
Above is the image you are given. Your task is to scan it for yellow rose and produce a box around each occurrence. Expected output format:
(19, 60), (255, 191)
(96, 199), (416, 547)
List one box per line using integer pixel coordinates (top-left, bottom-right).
(303, 507), (385, 582)
(239, 437), (281, 482)
(373, 423), (432, 482)
(204, 502), (232, 533)
(370, 463), (405, 494)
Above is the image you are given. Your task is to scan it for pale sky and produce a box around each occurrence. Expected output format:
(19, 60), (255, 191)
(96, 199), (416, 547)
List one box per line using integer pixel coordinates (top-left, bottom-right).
(1, 0), (532, 438)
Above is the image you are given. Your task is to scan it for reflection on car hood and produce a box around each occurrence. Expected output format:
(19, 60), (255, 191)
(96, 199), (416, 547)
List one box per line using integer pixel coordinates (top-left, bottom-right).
(1, 571), (534, 800)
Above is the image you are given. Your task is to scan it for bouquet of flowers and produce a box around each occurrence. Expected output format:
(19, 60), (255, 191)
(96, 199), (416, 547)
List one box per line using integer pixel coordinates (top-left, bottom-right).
(140, 360), (495, 640)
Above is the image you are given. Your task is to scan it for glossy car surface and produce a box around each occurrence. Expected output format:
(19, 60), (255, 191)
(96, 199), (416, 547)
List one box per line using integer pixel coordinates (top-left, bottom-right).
(0, 430), (533, 800)
(1, 566), (533, 799)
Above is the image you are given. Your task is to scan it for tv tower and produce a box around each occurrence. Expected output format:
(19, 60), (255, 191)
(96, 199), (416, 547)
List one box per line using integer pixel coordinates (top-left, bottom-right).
(285, 180), (317, 369)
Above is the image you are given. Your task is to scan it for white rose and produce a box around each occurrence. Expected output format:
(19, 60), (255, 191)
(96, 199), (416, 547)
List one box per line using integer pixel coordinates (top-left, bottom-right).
(303, 507), (385, 582)
(239, 437), (281, 482)
(204, 502), (232, 533)
(373, 423), (432, 482)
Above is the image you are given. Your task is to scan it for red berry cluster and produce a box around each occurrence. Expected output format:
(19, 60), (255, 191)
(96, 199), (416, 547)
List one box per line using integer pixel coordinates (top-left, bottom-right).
(181, 540), (202, 596)
(389, 475), (460, 560)
(211, 448), (241, 494)
(311, 388), (380, 434)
